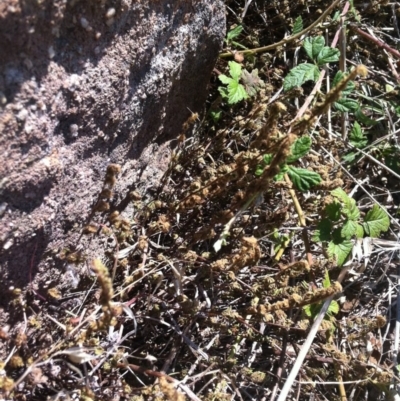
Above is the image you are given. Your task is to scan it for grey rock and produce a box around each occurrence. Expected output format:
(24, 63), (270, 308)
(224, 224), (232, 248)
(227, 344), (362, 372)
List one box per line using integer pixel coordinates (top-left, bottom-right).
(0, 0), (225, 298)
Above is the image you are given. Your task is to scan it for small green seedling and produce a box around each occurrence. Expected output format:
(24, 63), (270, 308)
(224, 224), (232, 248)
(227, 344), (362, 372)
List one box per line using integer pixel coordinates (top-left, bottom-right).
(292, 16), (303, 35)
(225, 25), (247, 50)
(342, 121), (369, 163)
(218, 61), (249, 104)
(313, 188), (390, 266)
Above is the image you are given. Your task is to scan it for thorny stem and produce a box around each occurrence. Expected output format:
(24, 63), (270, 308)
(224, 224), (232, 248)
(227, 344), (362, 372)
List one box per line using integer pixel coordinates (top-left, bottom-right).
(219, 0), (341, 59)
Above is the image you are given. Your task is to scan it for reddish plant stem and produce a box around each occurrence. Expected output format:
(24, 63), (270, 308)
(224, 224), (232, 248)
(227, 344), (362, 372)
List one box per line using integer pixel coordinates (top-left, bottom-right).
(350, 23), (400, 60)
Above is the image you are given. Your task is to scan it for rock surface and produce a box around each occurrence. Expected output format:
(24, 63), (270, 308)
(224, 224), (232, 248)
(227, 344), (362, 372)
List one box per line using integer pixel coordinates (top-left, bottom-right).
(0, 0), (225, 301)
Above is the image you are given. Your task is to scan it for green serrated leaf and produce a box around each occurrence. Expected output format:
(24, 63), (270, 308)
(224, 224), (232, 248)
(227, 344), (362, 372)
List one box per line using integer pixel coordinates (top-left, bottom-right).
(363, 204), (390, 237)
(325, 201), (341, 221)
(343, 199), (360, 221)
(292, 16), (303, 34)
(303, 36), (325, 61)
(350, 120), (362, 137)
(286, 136), (312, 163)
(218, 86), (229, 99)
(341, 220), (358, 239)
(342, 152), (358, 163)
(313, 218), (332, 242)
(331, 188), (350, 203)
(226, 25), (243, 42)
(303, 304), (313, 317)
(287, 166), (322, 191)
(355, 223), (364, 238)
(331, 188), (358, 219)
(317, 47), (340, 65)
(328, 238), (353, 266)
(218, 74), (233, 85)
(227, 80), (248, 104)
(328, 300), (339, 315)
(283, 63), (320, 92)
(304, 300), (338, 319)
(334, 98), (359, 112)
(228, 61), (242, 81)
(332, 71), (355, 97)
(349, 121), (368, 148)
(323, 269), (331, 288)
(210, 110), (222, 124)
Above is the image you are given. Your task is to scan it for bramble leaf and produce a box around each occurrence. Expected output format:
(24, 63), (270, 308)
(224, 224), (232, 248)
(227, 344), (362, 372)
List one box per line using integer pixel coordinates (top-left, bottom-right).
(228, 61), (242, 80)
(334, 98), (359, 112)
(349, 121), (368, 148)
(303, 36), (325, 61)
(341, 220), (358, 239)
(219, 62), (249, 104)
(228, 81), (248, 104)
(333, 71), (355, 97)
(317, 47), (340, 65)
(343, 198), (360, 221)
(286, 136), (312, 163)
(323, 269), (331, 289)
(218, 86), (229, 99)
(226, 25), (243, 42)
(329, 300), (340, 315)
(304, 299), (339, 318)
(283, 63), (320, 91)
(331, 188), (359, 220)
(210, 110), (221, 123)
(313, 218), (332, 242)
(292, 16), (303, 34)
(218, 74), (232, 85)
(331, 188), (350, 204)
(287, 166), (322, 191)
(328, 238), (353, 266)
(342, 152), (358, 163)
(363, 204), (390, 237)
(303, 303), (314, 317)
(325, 201), (341, 221)
(355, 223), (364, 239)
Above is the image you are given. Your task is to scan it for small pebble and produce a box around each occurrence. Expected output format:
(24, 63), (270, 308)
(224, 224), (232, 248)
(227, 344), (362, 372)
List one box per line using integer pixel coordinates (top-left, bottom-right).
(105, 8), (116, 19)
(48, 46), (55, 59)
(80, 17), (89, 29)
(70, 124), (79, 137)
